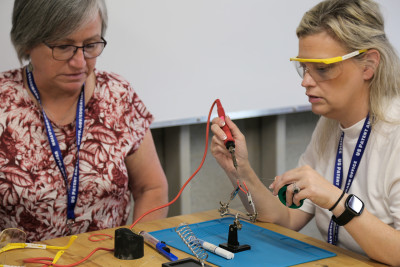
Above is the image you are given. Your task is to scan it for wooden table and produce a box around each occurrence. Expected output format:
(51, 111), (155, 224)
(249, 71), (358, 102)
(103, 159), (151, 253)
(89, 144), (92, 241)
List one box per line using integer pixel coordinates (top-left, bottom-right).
(1, 209), (386, 266)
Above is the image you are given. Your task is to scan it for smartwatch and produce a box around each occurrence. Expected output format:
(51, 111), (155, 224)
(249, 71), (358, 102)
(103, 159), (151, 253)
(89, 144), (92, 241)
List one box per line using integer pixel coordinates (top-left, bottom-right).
(332, 194), (364, 226)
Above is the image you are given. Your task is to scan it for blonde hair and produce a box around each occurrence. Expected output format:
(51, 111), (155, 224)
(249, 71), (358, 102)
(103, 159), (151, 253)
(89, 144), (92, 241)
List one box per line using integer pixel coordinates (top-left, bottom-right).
(296, 0), (400, 154)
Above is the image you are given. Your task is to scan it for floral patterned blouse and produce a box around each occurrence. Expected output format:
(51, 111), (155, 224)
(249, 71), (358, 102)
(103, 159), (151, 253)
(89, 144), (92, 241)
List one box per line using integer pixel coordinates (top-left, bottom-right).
(0, 68), (153, 242)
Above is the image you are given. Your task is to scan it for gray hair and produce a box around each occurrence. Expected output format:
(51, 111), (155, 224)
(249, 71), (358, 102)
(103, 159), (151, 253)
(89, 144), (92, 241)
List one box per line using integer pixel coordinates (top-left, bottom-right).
(296, 0), (400, 155)
(11, 0), (108, 63)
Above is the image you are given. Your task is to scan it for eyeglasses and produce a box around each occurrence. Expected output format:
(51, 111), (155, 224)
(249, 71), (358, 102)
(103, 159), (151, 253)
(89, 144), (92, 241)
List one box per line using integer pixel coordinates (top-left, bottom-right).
(0, 228), (26, 249)
(44, 37), (107, 61)
(290, 49), (367, 82)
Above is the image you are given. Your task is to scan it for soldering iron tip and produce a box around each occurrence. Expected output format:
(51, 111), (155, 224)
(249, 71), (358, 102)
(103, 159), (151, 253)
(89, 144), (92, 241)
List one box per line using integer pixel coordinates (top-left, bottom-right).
(228, 146), (238, 170)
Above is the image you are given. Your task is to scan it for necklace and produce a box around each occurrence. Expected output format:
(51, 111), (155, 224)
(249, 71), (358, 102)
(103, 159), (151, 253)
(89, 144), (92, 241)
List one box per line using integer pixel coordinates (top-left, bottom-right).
(42, 98), (79, 126)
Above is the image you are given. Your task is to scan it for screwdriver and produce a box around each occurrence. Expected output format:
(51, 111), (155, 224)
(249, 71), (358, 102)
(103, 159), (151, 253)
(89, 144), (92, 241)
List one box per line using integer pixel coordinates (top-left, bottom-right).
(216, 99), (238, 170)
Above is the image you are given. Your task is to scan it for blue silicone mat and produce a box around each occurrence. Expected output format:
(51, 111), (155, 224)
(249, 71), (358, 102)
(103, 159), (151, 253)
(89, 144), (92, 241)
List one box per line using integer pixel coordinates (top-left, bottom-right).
(150, 218), (335, 267)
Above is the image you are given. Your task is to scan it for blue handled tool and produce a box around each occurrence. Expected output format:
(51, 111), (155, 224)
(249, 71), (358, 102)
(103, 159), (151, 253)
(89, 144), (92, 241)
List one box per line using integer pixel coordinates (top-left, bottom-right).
(139, 231), (178, 261)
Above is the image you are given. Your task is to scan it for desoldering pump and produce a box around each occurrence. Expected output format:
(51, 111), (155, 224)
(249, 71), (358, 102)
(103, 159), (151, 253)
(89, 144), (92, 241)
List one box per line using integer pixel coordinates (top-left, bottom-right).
(216, 99), (238, 170)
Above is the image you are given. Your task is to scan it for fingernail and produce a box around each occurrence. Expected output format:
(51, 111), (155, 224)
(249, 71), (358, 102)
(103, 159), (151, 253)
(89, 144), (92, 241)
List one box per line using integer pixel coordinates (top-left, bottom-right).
(221, 121), (226, 127)
(222, 135), (227, 140)
(269, 183), (274, 189)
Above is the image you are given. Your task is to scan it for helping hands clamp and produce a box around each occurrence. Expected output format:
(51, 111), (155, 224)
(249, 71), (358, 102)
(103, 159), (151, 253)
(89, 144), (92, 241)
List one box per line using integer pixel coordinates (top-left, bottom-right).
(218, 184), (258, 223)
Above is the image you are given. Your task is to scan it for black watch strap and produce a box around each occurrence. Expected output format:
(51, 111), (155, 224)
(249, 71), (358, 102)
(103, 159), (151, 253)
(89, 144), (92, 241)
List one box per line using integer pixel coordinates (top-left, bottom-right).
(331, 194), (364, 226)
(332, 210), (354, 226)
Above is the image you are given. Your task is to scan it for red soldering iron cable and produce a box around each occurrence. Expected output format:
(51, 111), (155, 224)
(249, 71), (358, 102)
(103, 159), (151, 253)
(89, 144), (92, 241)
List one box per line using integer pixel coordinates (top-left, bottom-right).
(129, 99), (220, 229)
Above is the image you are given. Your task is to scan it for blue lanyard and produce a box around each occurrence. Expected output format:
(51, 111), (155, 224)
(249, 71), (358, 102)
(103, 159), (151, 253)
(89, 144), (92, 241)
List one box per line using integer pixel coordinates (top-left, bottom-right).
(327, 115), (371, 245)
(26, 67), (85, 222)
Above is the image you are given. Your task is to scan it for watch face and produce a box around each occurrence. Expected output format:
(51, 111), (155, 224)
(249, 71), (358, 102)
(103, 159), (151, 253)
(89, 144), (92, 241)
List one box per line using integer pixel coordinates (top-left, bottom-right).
(348, 195), (363, 213)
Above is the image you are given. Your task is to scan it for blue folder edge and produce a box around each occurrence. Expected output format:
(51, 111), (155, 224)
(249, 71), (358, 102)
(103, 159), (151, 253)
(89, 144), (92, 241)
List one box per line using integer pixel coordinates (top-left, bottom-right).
(150, 217), (336, 267)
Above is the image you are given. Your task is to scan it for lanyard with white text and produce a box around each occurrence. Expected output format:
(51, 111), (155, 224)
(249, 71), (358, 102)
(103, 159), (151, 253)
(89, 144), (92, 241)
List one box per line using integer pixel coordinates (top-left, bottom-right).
(327, 115), (371, 245)
(26, 67), (85, 223)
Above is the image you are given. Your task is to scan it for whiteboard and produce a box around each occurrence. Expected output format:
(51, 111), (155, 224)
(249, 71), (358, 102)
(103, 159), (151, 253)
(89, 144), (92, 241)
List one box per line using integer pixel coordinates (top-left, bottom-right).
(1, 0), (399, 128)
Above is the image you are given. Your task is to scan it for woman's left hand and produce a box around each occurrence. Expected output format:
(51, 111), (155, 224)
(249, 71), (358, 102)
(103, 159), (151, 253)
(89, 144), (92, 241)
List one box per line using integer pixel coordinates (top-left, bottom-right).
(269, 165), (342, 209)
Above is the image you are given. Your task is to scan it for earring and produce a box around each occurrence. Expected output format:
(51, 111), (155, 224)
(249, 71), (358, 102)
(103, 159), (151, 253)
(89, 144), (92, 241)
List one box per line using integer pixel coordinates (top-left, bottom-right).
(27, 62), (33, 72)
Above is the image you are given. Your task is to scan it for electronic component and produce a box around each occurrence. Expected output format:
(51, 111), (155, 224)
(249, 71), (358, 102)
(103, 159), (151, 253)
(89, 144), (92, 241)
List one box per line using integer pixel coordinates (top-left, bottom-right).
(219, 180), (258, 223)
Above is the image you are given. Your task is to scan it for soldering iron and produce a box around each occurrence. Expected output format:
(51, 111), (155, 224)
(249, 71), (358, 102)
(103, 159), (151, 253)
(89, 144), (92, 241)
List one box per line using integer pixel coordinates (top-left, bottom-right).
(216, 99), (238, 170)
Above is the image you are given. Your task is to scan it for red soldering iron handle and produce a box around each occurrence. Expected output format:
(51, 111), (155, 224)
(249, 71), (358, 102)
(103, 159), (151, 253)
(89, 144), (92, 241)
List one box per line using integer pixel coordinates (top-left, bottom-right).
(216, 99), (235, 149)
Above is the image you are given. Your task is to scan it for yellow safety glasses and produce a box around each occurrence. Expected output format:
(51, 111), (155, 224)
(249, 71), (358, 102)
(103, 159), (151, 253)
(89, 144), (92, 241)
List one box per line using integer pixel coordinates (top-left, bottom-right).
(290, 49), (367, 82)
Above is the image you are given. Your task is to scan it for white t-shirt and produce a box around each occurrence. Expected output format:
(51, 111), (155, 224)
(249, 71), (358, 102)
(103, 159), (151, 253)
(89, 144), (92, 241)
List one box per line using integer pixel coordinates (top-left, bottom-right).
(299, 98), (400, 255)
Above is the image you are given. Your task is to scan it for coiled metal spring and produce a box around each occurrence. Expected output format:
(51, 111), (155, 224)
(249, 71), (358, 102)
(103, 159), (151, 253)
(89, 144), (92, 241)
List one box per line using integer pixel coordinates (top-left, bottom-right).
(175, 222), (208, 266)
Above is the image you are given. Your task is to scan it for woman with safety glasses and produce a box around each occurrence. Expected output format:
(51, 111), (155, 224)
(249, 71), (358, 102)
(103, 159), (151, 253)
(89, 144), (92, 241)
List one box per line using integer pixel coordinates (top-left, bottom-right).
(211, 0), (400, 265)
(0, 0), (168, 242)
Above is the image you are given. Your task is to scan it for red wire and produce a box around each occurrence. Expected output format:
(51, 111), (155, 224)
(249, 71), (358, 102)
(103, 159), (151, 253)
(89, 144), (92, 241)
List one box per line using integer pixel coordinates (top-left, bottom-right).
(23, 247), (114, 267)
(88, 233), (113, 242)
(236, 180), (248, 194)
(129, 99), (218, 229)
(243, 181), (249, 192)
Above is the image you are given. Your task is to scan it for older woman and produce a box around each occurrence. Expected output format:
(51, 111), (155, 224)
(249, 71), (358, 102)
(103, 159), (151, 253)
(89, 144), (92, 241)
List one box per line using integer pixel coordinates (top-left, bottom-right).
(211, 0), (400, 265)
(0, 0), (168, 242)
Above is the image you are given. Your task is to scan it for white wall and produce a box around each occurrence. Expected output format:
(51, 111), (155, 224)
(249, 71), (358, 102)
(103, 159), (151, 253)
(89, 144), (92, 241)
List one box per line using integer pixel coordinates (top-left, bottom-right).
(2, 1), (399, 127)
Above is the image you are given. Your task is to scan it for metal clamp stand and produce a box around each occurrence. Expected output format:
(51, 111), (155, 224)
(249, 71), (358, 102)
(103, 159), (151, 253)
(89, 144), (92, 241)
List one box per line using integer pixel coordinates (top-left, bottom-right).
(218, 184), (258, 223)
(218, 182), (256, 253)
(219, 215), (251, 253)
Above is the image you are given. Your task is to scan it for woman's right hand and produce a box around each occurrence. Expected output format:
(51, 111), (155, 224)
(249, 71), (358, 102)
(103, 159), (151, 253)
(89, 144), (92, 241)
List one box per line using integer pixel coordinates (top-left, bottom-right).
(210, 116), (249, 175)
